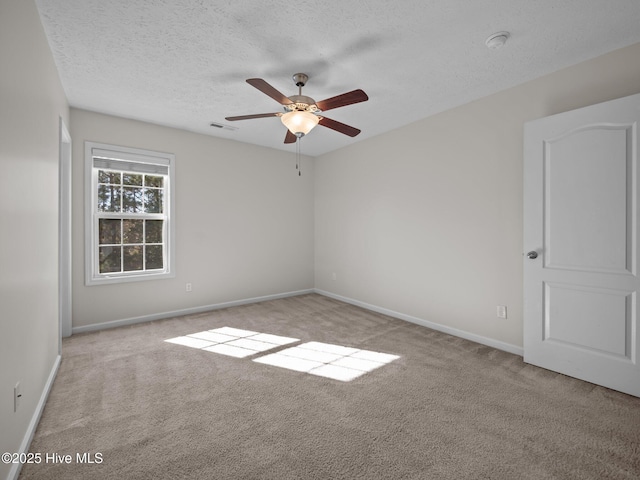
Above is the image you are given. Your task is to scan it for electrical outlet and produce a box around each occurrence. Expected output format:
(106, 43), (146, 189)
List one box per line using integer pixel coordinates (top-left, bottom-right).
(497, 305), (507, 319)
(14, 382), (21, 412)
(331, 272), (337, 281)
(186, 283), (192, 292)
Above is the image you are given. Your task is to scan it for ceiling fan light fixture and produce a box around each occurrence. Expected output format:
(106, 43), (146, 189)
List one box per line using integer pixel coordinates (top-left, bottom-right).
(281, 110), (319, 136)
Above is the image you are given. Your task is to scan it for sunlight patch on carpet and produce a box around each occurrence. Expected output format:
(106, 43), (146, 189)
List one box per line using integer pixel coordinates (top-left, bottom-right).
(165, 327), (299, 358)
(165, 330), (399, 382)
(253, 342), (400, 382)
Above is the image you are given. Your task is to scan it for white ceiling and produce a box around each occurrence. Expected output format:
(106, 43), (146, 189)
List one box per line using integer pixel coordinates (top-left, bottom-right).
(35, 0), (640, 157)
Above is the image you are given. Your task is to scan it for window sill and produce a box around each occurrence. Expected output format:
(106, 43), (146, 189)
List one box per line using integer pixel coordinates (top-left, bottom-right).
(85, 270), (175, 286)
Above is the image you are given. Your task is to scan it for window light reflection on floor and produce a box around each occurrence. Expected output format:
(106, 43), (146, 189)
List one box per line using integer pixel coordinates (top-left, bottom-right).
(165, 327), (299, 358)
(165, 329), (400, 382)
(254, 342), (400, 382)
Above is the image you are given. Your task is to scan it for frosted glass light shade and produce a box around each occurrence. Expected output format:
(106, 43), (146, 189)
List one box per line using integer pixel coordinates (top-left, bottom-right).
(281, 111), (319, 136)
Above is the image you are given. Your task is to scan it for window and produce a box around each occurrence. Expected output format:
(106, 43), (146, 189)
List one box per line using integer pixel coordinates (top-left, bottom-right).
(85, 142), (175, 285)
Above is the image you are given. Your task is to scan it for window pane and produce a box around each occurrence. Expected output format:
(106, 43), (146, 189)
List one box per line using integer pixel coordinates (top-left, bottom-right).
(99, 246), (121, 273)
(145, 245), (164, 270)
(145, 220), (163, 243)
(145, 175), (164, 188)
(122, 187), (143, 212)
(98, 185), (121, 212)
(98, 170), (121, 185)
(144, 188), (163, 213)
(99, 219), (121, 245)
(123, 173), (142, 186)
(122, 219), (143, 244)
(123, 245), (143, 271)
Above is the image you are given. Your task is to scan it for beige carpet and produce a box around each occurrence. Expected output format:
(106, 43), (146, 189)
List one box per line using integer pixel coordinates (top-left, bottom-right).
(20, 294), (640, 479)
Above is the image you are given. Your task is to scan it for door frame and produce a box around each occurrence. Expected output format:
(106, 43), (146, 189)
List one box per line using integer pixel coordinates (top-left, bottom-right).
(59, 117), (72, 349)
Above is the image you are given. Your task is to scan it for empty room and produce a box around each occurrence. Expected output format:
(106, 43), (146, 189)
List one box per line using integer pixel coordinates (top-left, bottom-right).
(2, 1), (640, 479)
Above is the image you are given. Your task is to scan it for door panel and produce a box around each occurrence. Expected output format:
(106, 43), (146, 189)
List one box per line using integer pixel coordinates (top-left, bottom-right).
(544, 126), (632, 274)
(544, 282), (632, 358)
(524, 92), (640, 397)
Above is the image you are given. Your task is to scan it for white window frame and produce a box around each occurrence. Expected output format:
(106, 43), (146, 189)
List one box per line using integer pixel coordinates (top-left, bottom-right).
(85, 141), (175, 285)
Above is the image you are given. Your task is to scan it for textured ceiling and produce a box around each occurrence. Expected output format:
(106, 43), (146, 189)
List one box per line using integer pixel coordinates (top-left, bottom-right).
(35, 0), (640, 157)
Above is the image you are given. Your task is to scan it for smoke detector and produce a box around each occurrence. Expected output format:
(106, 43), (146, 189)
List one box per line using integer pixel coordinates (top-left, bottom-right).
(485, 31), (510, 49)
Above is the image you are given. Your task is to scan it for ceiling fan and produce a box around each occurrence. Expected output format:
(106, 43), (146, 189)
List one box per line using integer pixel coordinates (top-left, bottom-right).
(225, 73), (368, 144)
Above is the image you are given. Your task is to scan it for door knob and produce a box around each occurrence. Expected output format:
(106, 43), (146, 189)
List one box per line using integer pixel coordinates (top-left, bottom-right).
(527, 251), (538, 259)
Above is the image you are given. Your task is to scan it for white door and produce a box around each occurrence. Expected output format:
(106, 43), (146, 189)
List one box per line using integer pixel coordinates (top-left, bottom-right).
(523, 92), (640, 398)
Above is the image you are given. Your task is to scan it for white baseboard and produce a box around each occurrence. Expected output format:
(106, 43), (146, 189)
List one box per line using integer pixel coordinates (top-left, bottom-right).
(70, 287), (523, 356)
(314, 289), (524, 357)
(8, 354), (61, 480)
(72, 289), (315, 335)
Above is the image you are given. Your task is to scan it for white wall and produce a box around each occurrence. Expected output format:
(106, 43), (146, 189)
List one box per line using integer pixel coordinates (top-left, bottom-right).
(0, 1), (69, 479)
(70, 109), (314, 329)
(315, 42), (640, 351)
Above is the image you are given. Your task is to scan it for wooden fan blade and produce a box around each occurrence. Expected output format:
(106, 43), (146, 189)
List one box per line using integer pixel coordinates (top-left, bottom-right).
(315, 89), (368, 112)
(318, 117), (361, 137)
(225, 113), (281, 121)
(284, 130), (297, 144)
(246, 78), (293, 105)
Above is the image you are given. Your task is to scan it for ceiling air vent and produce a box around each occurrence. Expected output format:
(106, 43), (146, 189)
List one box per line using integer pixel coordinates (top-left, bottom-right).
(210, 122), (238, 131)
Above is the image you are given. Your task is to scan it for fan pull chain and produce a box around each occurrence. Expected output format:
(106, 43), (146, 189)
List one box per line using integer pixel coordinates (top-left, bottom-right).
(296, 136), (301, 176)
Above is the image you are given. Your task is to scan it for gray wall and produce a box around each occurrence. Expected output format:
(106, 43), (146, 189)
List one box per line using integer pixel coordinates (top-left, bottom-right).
(0, 1), (69, 479)
(70, 110), (315, 329)
(314, 42), (640, 350)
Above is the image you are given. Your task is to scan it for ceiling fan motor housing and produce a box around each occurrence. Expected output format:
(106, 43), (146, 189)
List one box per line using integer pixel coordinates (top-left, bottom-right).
(286, 95), (319, 113)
